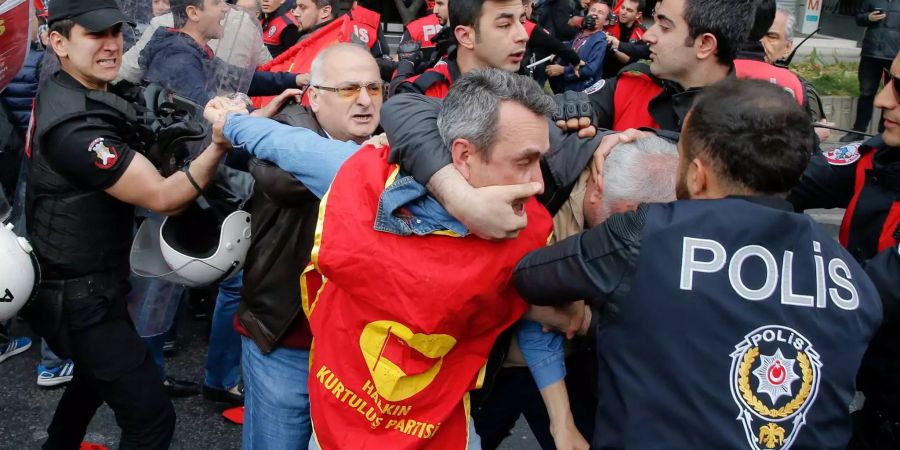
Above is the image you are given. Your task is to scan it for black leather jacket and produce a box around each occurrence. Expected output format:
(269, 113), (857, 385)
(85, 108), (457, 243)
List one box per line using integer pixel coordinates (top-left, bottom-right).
(858, 0), (900, 60)
(237, 104), (322, 353)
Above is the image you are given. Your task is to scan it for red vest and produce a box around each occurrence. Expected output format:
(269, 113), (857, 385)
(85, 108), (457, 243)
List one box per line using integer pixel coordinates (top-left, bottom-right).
(612, 71), (662, 131)
(406, 14), (443, 48)
(260, 13), (298, 46)
(302, 145), (552, 450)
(347, 5), (381, 49)
(839, 151), (900, 252)
(734, 59), (805, 105)
(525, 20), (537, 38)
(406, 62), (454, 99)
(607, 21), (644, 42)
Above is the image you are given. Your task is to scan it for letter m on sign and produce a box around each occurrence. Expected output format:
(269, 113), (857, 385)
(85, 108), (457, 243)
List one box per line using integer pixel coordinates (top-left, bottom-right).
(807, 0), (820, 10)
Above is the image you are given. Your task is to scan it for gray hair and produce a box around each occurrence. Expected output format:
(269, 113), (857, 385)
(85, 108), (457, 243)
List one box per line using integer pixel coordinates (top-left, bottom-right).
(437, 69), (556, 160)
(776, 7), (795, 42)
(309, 42), (373, 86)
(601, 135), (679, 218)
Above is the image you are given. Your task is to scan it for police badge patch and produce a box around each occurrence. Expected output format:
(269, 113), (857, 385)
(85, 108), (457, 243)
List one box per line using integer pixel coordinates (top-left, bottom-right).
(729, 326), (822, 450)
(822, 142), (862, 166)
(89, 137), (118, 169)
(268, 26), (277, 37)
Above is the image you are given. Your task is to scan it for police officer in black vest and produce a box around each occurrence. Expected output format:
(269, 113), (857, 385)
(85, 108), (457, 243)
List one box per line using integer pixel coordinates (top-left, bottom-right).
(513, 79), (883, 449)
(24, 0), (231, 448)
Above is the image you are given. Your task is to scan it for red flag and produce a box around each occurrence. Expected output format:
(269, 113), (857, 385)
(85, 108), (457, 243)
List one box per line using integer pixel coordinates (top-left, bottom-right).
(0, 0), (33, 91)
(251, 16), (351, 108)
(302, 145), (553, 449)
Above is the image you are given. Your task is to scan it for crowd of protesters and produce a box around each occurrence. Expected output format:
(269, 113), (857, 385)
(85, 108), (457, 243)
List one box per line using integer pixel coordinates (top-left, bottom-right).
(0, 0), (898, 449)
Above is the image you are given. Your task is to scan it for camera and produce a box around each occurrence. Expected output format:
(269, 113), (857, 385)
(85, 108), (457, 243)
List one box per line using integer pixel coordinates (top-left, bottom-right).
(582, 14), (597, 30)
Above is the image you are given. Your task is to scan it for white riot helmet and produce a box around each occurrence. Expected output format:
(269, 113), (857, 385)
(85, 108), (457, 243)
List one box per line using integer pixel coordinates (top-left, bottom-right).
(130, 205), (251, 288)
(0, 223), (40, 321)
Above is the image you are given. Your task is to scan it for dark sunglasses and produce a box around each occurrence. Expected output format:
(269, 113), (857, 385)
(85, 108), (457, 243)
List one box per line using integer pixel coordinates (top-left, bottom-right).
(883, 68), (900, 99)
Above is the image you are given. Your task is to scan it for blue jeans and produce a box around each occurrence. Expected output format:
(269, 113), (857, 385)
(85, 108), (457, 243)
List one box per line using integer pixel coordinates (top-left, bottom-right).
(241, 336), (311, 450)
(204, 272), (243, 390)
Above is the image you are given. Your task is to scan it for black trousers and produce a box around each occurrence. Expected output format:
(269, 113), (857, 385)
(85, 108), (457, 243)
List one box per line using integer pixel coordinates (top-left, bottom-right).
(41, 279), (175, 450)
(852, 56), (893, 133)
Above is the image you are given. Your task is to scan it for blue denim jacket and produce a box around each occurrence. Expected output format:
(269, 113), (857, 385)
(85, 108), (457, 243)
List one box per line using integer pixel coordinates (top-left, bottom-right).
(224, 113), (565, 388)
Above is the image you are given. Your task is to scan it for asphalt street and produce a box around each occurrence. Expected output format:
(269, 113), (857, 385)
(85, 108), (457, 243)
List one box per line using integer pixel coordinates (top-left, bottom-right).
(0, 210), (844, 450)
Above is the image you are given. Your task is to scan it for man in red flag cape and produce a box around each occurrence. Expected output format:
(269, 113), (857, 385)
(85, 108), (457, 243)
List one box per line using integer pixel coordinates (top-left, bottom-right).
(207, 66), (576, 448)
(300, 69), (555, 450)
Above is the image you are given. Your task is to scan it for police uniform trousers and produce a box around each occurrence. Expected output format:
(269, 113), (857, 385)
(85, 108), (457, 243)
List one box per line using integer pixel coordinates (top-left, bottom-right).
(42, 275), (175, 450)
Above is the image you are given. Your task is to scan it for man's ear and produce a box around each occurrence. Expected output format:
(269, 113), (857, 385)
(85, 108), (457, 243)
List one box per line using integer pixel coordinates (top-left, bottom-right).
(686, 157), (708, 198)
(49, 31), (68, 59)
(454, 25), (476, 50)
(450, 138), (475, 180)
(308, 88), (321, 113)
(320, 5), (332, 21)
(695, 32), (718, 61)
(186, 5), (200, 23)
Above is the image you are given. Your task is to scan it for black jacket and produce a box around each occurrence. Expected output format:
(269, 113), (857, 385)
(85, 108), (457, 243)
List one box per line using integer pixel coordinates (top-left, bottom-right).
(857, 0), (900, 61)
(788, 136), (900, 415)
(237, 104), (321, 353)
(380, 93), (609, 215)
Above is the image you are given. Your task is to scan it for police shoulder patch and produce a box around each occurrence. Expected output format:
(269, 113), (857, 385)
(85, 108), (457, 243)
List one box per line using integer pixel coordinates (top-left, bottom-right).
(268, 26), (277, 37)
(822, 142), (861, 166)
(88, 137), (118, 169)
(583, 79), (606, 95)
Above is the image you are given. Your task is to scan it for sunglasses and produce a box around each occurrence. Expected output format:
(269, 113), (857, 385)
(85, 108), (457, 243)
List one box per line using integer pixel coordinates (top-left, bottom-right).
(312, 82), (384, 100)
(883, 68), (900, 99)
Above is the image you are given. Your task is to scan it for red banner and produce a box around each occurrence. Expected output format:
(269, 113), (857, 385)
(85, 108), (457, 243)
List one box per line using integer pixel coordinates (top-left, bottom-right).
(0, 0), (32, 92)
(302, 145), (553, 449)
(252, 15), (351, 108)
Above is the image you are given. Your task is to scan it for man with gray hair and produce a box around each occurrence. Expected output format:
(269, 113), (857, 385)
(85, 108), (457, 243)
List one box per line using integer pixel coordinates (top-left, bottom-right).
(201, 41), (383, 449)
(761, 6), (795, 64)
(580, 135), (678, 231)
(205, 68), (592, 449)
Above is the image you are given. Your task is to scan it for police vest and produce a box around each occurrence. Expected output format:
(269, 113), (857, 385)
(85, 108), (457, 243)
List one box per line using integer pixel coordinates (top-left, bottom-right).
(406, 14), (442, 48)
(260, 12), (298, 46)
(594, 199), (881, 450)
(347, 6), (380, 49)
(735, 59), (805, 105)
(301, 145), (552, 450)
(612, 69), (662, 130)
(607, 21), (644, 43)
(837, 142), (900, 260)
(26, 74), (140, 279)
(406, 60), (457, 99)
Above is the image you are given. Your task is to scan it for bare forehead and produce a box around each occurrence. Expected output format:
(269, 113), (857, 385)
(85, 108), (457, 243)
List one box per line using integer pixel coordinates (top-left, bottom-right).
(319, 47), (380, 81)
(482, 0), (525, 17)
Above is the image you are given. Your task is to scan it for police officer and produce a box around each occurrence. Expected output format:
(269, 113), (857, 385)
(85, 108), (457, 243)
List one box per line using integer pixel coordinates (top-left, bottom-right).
(556, 0), (754, 133)
(789, 51), (900, 449)
(513, 79), (883, 449)
(260, 0), (300, 57)
(24, 0), (230, 448)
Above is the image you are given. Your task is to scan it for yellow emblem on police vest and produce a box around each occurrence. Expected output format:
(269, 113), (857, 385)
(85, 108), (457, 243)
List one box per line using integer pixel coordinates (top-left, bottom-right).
(729, 325), (822, 450)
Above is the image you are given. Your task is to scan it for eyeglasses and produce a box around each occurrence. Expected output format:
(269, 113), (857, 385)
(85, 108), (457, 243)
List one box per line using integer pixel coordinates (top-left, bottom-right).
(883, 68), (900, 100)
(312, 82), (384, 100)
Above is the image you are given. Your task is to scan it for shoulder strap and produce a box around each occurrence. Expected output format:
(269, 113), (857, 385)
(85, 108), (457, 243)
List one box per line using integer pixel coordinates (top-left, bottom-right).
(413, 69), (450, 93)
